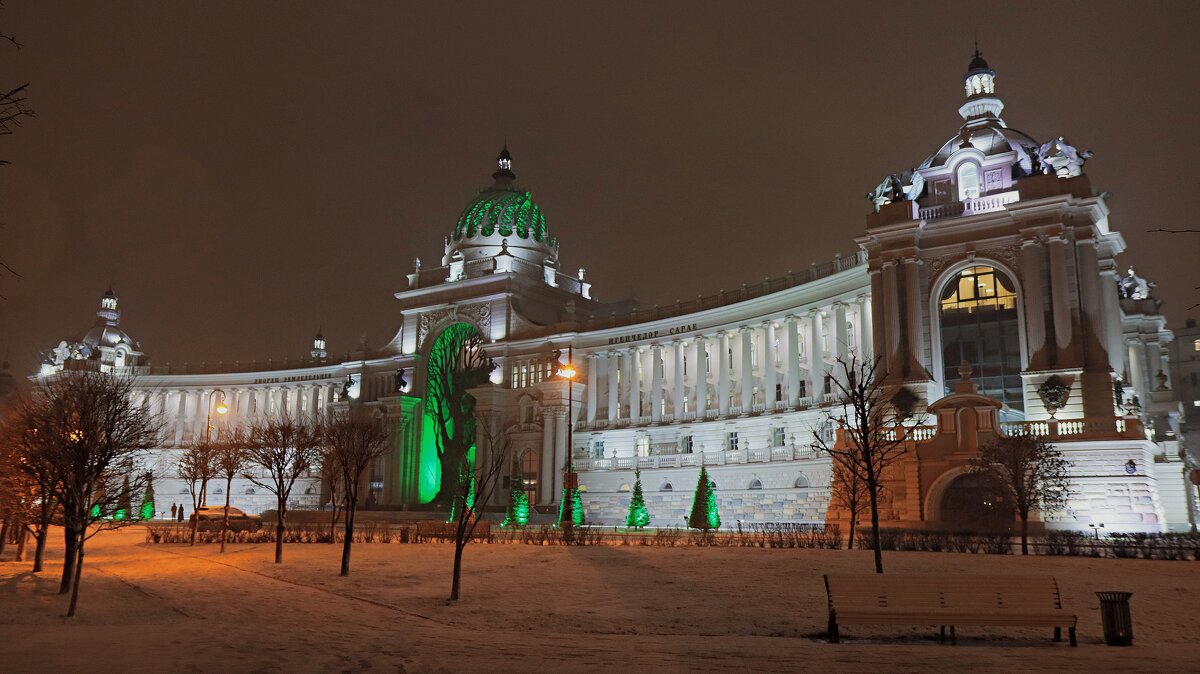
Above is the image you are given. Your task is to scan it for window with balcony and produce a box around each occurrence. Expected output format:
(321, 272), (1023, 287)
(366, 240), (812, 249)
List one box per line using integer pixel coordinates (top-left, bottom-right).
(772, 426), (786, 447)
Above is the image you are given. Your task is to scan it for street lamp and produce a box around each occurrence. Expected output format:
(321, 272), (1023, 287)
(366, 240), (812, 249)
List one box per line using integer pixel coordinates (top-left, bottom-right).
(556, 346), (578, 536)
(206, 389), (229, 445)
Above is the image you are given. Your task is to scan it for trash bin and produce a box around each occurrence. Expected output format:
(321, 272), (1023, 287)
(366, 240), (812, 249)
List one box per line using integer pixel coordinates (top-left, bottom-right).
(1096, 591), (1134, 646)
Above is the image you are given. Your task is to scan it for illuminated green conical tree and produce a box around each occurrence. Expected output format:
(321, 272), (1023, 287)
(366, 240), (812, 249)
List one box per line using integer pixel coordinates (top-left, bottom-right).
(558, 487), (585, 526)
(625, 468), (650, 528)
(115, 474), (132, 521)
(503, 459), (529, 527)
(140, 476), (156, 521)
(687, 464), (720, 530)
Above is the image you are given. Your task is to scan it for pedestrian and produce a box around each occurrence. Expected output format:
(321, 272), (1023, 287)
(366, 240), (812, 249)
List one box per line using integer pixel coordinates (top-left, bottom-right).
(170, 503), (177, 520)
(177, 506), (184, 522)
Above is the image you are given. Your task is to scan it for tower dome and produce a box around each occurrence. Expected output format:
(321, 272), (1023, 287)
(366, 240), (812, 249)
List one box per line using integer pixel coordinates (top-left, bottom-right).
(959, 47), (1002, 121)
(443, 147), (557, 271)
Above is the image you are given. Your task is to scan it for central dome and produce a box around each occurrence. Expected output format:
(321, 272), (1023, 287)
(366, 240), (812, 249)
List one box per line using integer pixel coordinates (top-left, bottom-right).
(443, 147), (558, 268)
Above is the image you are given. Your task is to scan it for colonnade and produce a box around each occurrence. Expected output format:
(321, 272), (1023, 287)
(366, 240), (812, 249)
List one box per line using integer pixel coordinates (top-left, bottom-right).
(143, 382), (340, 446)
(582, 298), (872, 425)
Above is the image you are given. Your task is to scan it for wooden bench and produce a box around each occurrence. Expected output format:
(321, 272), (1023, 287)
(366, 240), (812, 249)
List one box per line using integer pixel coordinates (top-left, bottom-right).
(823, 574), (1077, 646)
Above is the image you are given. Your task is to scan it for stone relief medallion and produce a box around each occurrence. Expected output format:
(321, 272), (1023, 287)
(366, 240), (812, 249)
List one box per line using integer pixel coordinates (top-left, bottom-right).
(416, 303), (493, 350)
(927, 244), (1021, 280)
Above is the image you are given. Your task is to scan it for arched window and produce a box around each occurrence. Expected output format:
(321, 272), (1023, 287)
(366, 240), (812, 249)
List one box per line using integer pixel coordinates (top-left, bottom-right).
(748, 478), (763, 490)
(957, 162), (980, 200)
(794, 475), (810, 489)
(939, 265), (1022, 413)
(618, 483), (631, 492)
(660, 482), (673, 492)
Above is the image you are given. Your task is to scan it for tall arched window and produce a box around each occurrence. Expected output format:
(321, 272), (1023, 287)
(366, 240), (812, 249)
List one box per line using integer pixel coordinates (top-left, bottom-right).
(939, 265), (1022, 414)
(957, 162), (980, 200)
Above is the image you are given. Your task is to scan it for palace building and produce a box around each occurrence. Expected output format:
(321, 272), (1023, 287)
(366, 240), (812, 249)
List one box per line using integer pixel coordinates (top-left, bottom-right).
(39, 54), (1197, 532)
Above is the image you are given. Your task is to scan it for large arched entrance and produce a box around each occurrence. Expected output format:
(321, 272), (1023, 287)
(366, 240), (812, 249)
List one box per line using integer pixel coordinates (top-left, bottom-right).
(939, 473), (1015, 533)
(418, 322), (491, 508)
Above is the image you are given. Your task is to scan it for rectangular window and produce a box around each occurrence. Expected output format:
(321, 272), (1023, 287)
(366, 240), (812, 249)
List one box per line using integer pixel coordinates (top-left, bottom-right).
(726, 431), (739, 451)
(775, 383), (783, 401)
(683, 435), (694, 454)
(592, 440), (606, 459)
(772, 427), (786, 448)
(798, 380), (807, 398)
(823, 375), (832, 395)
(635, 436), (650, 457)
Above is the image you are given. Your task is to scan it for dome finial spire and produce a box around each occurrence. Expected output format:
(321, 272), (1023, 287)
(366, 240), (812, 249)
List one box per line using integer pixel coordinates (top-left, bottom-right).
(493, 145), (515, 183)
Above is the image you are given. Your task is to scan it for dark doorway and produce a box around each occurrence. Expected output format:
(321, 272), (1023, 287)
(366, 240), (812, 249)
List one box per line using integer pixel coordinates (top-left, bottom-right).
(940, 473), (1014, 533)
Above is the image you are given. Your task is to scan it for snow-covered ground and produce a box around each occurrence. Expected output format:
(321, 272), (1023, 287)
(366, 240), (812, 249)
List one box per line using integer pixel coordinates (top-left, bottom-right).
(2, 527), (1198, 672)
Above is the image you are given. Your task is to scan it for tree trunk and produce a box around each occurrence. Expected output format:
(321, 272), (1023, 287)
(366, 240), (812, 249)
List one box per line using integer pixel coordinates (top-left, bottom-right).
(220, 476), (233, 554)
(60, 524), (77, 595)
(1020, 512), (1029, 556)
(32, 523), (49, 573)
(189, 493), (199, 546)
(274, 502), (285, 564)
(14, 525), (27, 562)
(868, 477), (883, 574)
(0, 518), (9, 557)
(329, 501), (339, 544)
(847, 513), (857, 550)
(340, 503), (355, 576)
(449, 541), (464, 601)
(66, 530), (85, 617)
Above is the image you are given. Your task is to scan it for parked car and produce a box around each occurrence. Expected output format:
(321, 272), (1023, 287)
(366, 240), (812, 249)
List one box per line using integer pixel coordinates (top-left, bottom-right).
(189, 506), (263, 532)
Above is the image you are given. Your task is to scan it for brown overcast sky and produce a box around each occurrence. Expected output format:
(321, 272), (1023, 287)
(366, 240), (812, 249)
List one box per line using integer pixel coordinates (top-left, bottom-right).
(1, 1), (1197, 373)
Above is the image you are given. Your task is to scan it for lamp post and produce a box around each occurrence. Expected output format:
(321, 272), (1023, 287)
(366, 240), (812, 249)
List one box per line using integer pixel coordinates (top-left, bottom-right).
(557, 346), (577, 536)
(205, 389), (230, 446)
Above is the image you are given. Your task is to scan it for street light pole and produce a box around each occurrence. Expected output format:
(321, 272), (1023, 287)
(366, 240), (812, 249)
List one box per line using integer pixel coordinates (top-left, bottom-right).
(203, 389), (229, 508)
(557, 346), (577, 538)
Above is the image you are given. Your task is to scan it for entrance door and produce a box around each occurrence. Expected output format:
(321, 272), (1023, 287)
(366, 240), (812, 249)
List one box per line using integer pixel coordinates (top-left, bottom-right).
(940, 473), (1014, 533)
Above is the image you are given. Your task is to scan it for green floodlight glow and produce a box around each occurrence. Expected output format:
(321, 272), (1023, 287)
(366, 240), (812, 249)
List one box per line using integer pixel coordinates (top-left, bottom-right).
(502, 467), (530, 527)
(687, 464), (720, 531)
(626, 468), (650, 529)
(90, 504), (101, 519)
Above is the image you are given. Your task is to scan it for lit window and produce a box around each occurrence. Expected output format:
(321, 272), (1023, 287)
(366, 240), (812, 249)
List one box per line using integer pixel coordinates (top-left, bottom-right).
(1193, 339), (1200, 352)
(957, 162), (980, 200)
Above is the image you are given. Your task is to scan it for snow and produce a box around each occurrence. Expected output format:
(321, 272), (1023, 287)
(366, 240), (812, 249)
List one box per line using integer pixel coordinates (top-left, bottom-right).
(2, 527), (1199, 672)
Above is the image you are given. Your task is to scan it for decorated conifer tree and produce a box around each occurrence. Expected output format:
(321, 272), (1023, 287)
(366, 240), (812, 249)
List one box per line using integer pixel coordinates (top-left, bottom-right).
(687, 464), (720, 530)
(503, 458), (529, 527)
(115, 474), (132, 521)
(558, 487), (585, 526)
(626, 468), (650, 528)
(140, 476), (156, 520)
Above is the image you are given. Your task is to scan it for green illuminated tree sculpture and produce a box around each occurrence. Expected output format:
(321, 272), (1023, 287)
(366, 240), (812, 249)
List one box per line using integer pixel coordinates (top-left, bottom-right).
(558, 487), (585, 527)
(626, 468), (650, 528)
(687, 464), (720, 530)
(424, 324), (493, 510)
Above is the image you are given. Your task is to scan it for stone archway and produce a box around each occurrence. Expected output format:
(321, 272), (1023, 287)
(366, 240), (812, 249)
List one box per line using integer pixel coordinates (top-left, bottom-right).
(933, 471), (1015, 533)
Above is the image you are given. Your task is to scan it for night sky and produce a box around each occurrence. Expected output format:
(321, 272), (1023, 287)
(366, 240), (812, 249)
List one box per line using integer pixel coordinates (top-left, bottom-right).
(2, 1), (1197, 374)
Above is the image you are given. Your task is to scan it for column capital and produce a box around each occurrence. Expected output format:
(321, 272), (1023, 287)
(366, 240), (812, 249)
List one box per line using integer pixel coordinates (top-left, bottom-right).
(854, 293), (870, 305)
(830, 300), (848, 309)
(900, 256), (923, 266)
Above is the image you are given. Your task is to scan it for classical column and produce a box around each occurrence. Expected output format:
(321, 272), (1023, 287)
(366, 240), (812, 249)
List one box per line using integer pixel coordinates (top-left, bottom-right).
(672, 340), (686, 418)
(540, 411), (555, 505)
(739, 327), (753, 412)
(717, 332), (731, 415)
(833, 302), (849, 385)
(553, 408), (568, 498)
(629, 347), (642, 421)
(809, 310), (825, 400)
(650, 344), (664, 422)
(1076, 238), (1108, 366)
(786, 315), (801, 405)
(881, 261), (901, 371)
(1099, 261), (1126, 375)
(765, 321), (778, 408)
(902, 258), (923, 377)
(607, 351), (620, 421)
(1021, 239), (1048, 367)
(694, 336), (708, 416)
(585, 353), (598, 423)
(1047, 236), (1074, 357)
(857, 294), (874, 363)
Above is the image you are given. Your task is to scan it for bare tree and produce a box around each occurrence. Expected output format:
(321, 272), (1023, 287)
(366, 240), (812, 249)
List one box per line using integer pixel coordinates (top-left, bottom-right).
(213, 428), (252, 553)
(970, 432), (1072, 555)
(0, 4), (35, 292)
(319, 409), (391, 576)
(247, 415), (321, 564)
(23, 371), (159, 616)
(829, 461), (871, 550)
(177, 441), (217, 545)
(448, 420), (509, 602)
(812, 356), (920, 574)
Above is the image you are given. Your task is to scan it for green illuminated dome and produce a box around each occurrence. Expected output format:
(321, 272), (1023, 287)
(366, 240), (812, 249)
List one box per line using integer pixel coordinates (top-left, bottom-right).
(444, 147), (558, 268)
